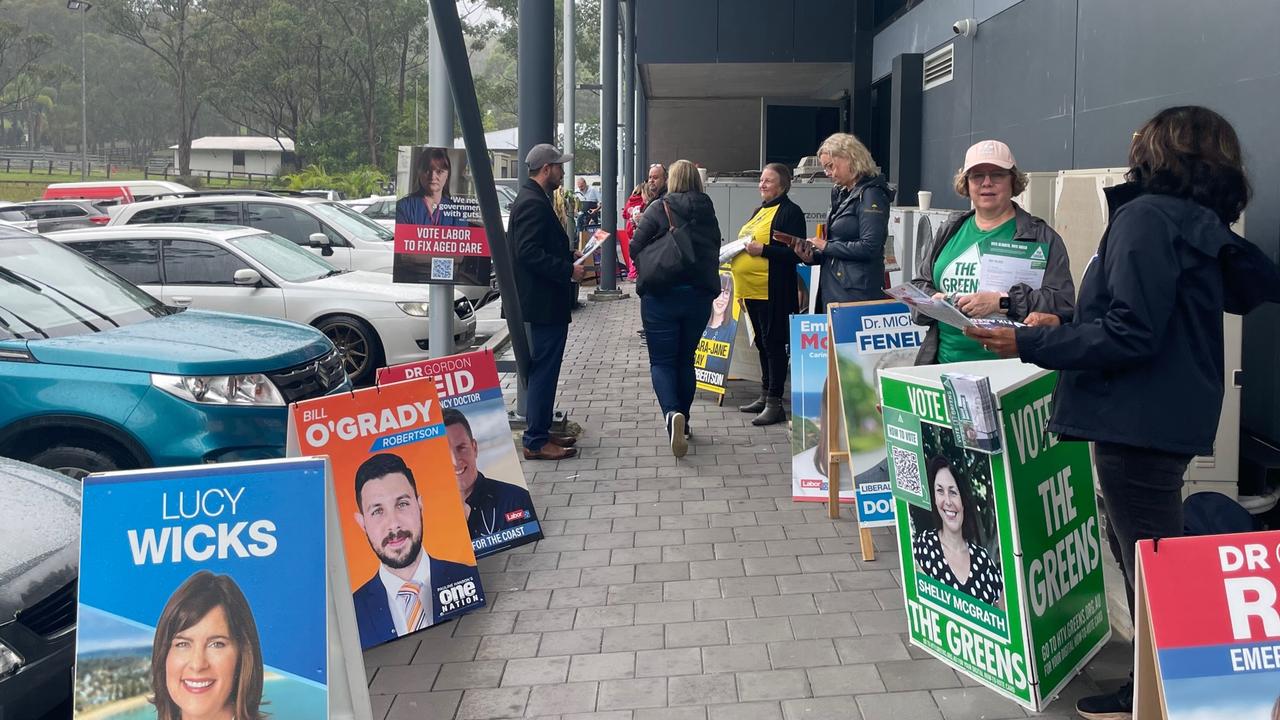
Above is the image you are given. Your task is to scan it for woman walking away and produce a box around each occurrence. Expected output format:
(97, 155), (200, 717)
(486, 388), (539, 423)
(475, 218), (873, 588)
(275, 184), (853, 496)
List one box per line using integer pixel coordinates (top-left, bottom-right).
(630, 159), (722, 458)
(732, 163), (806, 425)
(910, 139), (1075, 365)
(791, 133), (893, 311)
(964, 106), (1280, 720)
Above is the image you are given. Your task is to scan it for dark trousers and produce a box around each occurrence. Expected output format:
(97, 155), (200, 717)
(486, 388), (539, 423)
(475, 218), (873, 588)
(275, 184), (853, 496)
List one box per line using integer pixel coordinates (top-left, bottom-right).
(641, 285), (713, 420)
(1094, 442), (1192, 621)
(745, 299), (789, 399)
(522, 322), (569, 451)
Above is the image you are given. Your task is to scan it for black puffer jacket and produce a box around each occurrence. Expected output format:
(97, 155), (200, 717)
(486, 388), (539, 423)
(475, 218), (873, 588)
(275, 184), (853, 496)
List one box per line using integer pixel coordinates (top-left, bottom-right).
(630, 191), (721, 297)
(1017, 183), (1280, 456)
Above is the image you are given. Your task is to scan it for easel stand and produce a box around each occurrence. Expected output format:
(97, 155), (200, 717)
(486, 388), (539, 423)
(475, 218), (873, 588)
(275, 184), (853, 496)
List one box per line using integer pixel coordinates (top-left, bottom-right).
(822, 333), (876, 560)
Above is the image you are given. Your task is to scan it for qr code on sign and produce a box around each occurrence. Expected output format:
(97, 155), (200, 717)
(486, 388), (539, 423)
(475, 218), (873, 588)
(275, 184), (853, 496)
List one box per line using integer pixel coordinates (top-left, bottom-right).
(890, 446), (921, 497)
(431, 257), (455, 281)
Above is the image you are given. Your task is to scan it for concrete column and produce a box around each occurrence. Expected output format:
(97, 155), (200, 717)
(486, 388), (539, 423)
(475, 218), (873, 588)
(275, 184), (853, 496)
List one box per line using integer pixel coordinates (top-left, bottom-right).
(850, 0), (873, 143)
(622, 0), (635, 194)
(592, 0), (624, 298)
(518, 0), (555, 181)
(563, 0), (576, 183)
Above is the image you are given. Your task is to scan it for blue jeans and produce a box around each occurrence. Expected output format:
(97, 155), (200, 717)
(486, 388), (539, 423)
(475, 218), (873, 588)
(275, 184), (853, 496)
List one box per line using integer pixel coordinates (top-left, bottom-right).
(523, 322), (569, 451)
(641, 286), (714, 419)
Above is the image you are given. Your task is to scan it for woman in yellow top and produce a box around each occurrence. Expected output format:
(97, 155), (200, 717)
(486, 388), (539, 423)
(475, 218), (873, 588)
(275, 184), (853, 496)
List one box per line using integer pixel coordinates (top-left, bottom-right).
(731, 162), (808, 425)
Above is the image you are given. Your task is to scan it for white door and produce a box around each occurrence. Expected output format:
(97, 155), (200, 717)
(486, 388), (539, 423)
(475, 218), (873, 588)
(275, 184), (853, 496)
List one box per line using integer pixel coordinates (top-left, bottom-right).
(160, 239), (286, 318)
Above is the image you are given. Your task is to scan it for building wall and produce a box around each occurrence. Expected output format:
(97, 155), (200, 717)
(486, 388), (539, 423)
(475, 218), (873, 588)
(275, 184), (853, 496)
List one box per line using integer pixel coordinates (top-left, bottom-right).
(636, 0), (855, 65)
(646, 99), (762, 174)
(875, 0), (1280, 442)
(182, 149), (285, 176)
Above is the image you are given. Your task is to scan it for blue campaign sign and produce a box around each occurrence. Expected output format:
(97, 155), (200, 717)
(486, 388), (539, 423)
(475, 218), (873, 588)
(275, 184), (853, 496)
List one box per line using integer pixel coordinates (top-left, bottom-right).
(855, 480), (896, 528)
(75, 458), (329, 719)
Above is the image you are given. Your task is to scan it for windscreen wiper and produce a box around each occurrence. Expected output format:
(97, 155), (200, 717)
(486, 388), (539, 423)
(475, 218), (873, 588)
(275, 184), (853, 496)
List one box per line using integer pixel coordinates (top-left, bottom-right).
(0, 305), (49, 339)
(3, 267), (116, 330)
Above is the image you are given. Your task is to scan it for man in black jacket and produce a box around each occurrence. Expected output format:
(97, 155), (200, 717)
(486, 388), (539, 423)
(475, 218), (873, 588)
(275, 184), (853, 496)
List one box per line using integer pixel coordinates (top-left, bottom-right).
(510, 143), (583, 460)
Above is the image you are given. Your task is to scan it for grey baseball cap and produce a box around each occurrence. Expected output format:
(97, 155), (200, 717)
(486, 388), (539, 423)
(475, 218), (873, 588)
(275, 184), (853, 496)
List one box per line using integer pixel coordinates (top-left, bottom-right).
(526, 143), (573, 170)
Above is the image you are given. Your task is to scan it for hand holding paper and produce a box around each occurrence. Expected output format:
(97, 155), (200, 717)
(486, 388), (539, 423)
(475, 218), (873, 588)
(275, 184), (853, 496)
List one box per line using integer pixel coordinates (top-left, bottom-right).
(574, 230), (610, 266)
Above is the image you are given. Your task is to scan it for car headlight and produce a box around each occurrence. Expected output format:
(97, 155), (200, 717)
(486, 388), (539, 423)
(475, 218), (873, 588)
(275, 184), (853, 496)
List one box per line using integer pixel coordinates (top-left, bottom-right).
(396, 301), (430, 317)
(151, 373), (286, 406)
(0, 640), (24, 679)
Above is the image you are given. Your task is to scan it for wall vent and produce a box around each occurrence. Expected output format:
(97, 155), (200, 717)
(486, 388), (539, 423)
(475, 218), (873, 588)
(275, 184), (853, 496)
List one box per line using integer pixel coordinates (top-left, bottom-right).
(923, 45), (954, 90)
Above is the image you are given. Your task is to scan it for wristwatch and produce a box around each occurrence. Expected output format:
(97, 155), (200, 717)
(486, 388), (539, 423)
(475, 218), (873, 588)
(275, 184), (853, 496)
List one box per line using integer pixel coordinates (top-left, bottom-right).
(998, 293), (1010, 312)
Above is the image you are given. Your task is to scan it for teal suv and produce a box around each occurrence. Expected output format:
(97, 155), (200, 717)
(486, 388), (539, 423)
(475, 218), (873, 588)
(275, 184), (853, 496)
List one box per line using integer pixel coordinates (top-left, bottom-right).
(0, 225), (350, 478)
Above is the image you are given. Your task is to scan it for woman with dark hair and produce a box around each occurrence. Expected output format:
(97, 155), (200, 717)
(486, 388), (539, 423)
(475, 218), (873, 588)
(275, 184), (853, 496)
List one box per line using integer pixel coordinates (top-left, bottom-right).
(966, 105), (1280, 719)
(395, 148), (469, 227)
(151, 570), (267, 720)
(911, 455), (1002, 605)
(733, 162), (807, 425)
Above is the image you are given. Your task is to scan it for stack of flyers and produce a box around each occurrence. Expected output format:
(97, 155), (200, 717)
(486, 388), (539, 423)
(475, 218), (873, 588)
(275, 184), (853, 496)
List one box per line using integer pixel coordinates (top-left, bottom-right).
(884, 283), (1025, 332)
(941, 372), (1002, 453)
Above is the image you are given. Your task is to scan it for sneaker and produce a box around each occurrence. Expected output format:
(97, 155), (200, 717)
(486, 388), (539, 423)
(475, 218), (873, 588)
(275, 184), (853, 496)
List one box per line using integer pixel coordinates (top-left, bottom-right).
(666, 412), (688, 458)
(1075, 681), (1133, 720)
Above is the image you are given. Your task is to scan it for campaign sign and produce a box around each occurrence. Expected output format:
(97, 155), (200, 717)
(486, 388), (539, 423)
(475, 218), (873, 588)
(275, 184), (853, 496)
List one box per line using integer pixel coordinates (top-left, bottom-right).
(881, 362), (1108, 711)
(393, 146), (492, 286)
(857, 481), (895, 526)
(379, 349), (542, 557)
(829, 300), (925, 525)
(1134, 530), (1280, 719)
(694, 268), (740, 396)
(74, 458), (328, 719)
(288, 378), (485, 650)
(789, 314), (854, 503)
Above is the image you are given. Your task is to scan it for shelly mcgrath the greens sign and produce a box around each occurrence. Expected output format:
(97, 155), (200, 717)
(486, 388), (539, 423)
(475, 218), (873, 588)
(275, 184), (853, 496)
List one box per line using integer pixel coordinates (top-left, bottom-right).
(880, 361), (1109, 711)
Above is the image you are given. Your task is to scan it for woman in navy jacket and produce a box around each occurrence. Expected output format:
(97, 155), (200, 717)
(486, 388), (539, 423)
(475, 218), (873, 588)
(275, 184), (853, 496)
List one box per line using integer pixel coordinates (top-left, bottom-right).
(968, 106), (1280, 719)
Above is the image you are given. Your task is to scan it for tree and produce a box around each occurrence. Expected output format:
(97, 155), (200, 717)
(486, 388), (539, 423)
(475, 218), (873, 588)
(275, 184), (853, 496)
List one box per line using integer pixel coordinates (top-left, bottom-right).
(99, 0), (212, 176)
(0, 2), (54, 117)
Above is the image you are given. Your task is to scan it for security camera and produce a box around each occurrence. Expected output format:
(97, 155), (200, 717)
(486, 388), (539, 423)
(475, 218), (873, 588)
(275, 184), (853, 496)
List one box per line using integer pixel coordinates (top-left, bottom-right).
(952, 18), (977, 37)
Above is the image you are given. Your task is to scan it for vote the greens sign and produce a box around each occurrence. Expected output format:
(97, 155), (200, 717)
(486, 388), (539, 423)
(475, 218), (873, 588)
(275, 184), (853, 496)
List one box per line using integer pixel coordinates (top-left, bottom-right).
(880, 361), (1109, 711)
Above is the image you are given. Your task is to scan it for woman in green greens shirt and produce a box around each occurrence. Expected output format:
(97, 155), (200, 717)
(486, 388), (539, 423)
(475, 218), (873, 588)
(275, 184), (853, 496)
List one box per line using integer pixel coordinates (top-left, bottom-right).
(910, 140), (1075, 365)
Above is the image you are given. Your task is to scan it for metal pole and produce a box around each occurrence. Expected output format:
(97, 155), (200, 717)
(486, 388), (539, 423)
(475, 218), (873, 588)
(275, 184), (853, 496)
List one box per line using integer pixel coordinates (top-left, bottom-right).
(563, 0), (575, 185)
(428, 8), (454, 359)
(637, 86), (647, 182)
(80, 5), (87, 181)
(621, 1), (634, 193)
(517, 0), (554, 181)
(427, 0), (532, 382)
(593, 0), (623, 298)
(414, 76), (419, 145)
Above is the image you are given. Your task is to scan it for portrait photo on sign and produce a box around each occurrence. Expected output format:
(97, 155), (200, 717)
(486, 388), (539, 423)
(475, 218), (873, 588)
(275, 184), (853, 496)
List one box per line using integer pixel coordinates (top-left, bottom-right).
(443, 405), (538, 551)
(393, 145), (491, 286)
(907, 422), (1005, 609)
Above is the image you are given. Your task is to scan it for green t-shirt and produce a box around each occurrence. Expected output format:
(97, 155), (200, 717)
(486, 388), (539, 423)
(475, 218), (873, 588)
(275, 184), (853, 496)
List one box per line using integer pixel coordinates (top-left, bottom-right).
(932, 216), (1016, 364)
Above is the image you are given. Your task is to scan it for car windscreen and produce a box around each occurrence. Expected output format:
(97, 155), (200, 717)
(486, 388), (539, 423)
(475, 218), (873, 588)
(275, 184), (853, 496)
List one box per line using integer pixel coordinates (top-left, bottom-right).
(228, 232), (339, 283)
(310, 201), (394, 242)
(0, 235), (169, 340)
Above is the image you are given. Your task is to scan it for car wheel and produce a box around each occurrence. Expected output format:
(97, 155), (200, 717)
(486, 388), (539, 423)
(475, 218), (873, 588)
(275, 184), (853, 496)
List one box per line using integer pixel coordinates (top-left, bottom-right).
(29, 442), (129, 481)
(316, 315), (383, 386)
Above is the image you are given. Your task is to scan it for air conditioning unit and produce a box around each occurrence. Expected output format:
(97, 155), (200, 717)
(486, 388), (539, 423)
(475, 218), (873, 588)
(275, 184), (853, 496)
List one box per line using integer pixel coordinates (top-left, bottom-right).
(1052, 168), (1243, 500)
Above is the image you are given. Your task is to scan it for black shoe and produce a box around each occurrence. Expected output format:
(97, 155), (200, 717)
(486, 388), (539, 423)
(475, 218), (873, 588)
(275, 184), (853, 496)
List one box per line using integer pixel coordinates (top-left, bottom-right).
(666, 411), (688, 458)
(751, 398), (786, 426)
(1075, 681), (1132, 720)
(739, 395), (767, 414)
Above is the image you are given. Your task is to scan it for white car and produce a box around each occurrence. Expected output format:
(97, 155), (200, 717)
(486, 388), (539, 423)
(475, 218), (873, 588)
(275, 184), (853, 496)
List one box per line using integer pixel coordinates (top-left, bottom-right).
(107, 192), (496, 307)
(51, 225), (477, 386)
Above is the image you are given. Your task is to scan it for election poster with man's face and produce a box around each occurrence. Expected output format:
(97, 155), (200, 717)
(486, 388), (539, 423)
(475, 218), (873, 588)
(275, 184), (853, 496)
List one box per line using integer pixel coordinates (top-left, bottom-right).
(287, 378), (485, 650)
(379, 349), (542, 557)
(393, 145), (492, 286)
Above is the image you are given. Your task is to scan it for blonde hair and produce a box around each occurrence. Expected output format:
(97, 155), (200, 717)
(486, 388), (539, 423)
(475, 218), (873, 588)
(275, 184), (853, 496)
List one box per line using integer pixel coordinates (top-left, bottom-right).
(952, 165), (1030, 198)
(668, 159), (704, 193)
(817, 133), (879, 179)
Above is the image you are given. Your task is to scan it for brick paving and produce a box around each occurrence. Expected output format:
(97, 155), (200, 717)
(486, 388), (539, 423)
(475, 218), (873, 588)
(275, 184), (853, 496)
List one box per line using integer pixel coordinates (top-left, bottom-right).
(363, 286), (1130, 719)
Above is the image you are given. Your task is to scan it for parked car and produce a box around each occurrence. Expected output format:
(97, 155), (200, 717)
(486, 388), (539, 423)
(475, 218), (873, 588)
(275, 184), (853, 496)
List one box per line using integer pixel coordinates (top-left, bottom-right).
(19, 200), (112, 233)
(0, 224), (351, 479)
(0, 456), (79, 719)
(0, 204), (38, 233)
(53, 225), (477, 385)
(299, 189), (346, 201)
(41, 180), (193, 204)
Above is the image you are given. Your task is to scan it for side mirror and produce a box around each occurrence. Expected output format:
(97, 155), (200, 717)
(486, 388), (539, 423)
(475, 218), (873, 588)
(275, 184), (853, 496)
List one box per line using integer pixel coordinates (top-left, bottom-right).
(309, 232), (334, 256)
(233, 268), (262, 286)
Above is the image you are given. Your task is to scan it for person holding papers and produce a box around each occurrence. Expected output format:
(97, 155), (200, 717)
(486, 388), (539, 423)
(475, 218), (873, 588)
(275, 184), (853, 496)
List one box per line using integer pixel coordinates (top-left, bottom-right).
(731, 163), (807, 426)
(908, 139), (1074, 365)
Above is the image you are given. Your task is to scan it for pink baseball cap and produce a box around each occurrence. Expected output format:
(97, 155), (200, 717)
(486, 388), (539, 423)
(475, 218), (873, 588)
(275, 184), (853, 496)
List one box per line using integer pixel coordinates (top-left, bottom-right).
(962, 140), (1016, 173)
